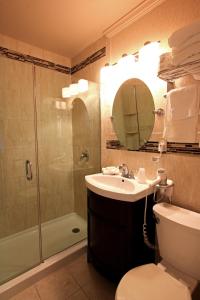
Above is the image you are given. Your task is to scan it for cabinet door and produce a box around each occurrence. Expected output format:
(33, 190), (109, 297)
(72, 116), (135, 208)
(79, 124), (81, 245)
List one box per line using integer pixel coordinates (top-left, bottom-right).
(87, 190), (156, 280)
(88, 209), (130, 271)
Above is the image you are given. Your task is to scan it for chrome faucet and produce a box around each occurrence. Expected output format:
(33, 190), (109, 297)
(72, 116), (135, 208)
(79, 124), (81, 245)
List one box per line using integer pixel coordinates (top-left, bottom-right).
(80, 150), (89, 161)
(119, 164), (134, 179)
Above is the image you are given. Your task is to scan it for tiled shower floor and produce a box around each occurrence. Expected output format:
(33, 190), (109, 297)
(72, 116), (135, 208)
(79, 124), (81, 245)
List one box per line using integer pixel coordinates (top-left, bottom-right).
(0, 213), (87, 284)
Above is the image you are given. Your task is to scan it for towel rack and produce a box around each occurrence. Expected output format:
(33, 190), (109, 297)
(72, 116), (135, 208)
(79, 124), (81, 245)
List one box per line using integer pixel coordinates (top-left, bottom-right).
(158, 58), (200, 82)
(153, 108), (165, 116)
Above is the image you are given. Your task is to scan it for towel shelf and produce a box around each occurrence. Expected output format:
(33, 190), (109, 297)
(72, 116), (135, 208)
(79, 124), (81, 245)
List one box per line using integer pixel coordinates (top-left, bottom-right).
(158, 58), (200, 82)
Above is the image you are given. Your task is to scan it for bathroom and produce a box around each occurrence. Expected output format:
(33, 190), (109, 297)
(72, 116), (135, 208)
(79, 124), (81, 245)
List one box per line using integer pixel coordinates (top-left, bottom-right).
(0, 0), (200, 299)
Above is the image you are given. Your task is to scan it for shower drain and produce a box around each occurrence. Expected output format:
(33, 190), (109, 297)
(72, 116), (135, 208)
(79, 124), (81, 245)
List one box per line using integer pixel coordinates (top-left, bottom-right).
(72, 227), (80, 233)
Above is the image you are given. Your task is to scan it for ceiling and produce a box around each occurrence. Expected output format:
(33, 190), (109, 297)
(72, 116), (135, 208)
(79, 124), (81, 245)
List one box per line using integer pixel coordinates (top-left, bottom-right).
(0, 0), (145, 58)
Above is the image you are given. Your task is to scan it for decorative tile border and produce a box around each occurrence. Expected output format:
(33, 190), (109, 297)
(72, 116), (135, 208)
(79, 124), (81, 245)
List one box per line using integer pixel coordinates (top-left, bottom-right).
(0, 46), (71, 74)
(71, 47), (106, 74)
(0, 46), (106, 75)
(106, 139), (200, 155)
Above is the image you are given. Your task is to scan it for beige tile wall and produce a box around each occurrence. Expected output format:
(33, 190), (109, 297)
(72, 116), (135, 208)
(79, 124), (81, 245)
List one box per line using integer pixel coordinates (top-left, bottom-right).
(72, 0), (200, 213)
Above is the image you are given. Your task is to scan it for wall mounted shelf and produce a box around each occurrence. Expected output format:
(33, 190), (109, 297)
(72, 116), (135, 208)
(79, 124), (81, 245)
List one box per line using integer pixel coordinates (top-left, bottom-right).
(158, 58), (200, 82)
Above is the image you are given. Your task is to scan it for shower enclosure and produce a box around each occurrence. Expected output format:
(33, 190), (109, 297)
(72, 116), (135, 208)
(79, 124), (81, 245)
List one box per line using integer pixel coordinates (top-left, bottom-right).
(0, 55), (100, 284)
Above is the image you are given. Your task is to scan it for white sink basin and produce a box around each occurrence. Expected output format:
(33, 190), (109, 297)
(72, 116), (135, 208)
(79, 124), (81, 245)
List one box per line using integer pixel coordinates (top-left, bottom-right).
(85, 173), (160, 202)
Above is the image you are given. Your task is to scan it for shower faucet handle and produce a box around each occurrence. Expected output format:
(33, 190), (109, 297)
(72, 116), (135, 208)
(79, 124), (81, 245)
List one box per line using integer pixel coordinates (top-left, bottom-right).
(80, 150), (89, 161)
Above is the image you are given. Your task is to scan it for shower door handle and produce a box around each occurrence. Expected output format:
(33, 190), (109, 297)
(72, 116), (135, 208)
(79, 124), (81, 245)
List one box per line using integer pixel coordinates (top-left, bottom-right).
(25, 160), (33, 181)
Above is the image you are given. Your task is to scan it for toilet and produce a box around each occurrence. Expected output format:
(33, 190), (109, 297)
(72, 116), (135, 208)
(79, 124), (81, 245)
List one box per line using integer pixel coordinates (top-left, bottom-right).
(115, 202), (200, 300)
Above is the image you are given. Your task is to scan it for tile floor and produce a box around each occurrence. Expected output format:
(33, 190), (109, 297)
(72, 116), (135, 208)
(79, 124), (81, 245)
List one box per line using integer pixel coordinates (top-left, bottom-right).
(9, 252), (117, 300)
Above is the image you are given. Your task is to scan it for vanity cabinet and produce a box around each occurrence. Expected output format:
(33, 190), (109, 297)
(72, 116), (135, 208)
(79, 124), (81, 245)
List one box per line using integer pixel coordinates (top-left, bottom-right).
(87, 189), (156, 281)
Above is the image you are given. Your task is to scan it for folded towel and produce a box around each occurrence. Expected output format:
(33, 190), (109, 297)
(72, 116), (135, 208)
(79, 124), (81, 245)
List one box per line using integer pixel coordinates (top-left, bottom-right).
(166, 85), (199, 121)
(158, 52), (174, 72)
(163, 117), (198, 142)
(193, 73), (200, 80)
(172, 32), (200, 52)
(183, 63), (200, 80)
(172, 42), (200, 65)
(168, 19), (200, 48)
(102, 166), (120, 175)
(163, 85), (200, 142)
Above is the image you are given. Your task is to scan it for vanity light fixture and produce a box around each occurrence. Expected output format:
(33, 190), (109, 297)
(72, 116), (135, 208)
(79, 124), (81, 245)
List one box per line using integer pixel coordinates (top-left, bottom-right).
(78, 79), (88, 93)
(100, 63), (113, 83)
(62, 86), (71, 98)
(139, 41), (160, 71)
(139, 41), (160, 60)
(118, 54), (137, 67)
(69, 83), (78, 96)
(100, 41), (160, 83)
(62, 79), (89, 98)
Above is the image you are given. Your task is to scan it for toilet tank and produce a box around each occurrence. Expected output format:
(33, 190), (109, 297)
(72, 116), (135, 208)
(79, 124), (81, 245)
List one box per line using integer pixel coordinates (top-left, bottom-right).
(153, 203), (200, 280)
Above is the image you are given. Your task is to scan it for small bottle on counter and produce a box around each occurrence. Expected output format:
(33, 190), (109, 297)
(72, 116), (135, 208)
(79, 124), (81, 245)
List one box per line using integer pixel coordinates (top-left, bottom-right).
(136, 167), (147, 184)
(157, 168), (167, 186)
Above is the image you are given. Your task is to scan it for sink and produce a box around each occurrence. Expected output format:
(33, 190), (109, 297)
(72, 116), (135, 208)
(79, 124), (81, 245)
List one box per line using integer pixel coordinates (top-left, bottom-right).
(85, 173), (160, 202)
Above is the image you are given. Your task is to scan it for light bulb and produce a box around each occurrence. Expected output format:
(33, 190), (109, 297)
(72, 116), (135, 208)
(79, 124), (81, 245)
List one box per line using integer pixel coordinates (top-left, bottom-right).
(69, 83), (78, 96)
(62, 87), (71, 98)
(78, 79), (88, 93)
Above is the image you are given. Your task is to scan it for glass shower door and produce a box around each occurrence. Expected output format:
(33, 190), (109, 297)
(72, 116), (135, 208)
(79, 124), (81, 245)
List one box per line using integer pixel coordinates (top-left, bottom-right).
(0, 57), (41, 284)
(35, 66), (78, 259)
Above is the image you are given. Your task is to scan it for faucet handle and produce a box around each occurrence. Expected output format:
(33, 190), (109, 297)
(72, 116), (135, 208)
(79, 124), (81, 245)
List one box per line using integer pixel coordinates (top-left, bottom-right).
(119, 164), (130, 178)
(129, 170), (135, 179)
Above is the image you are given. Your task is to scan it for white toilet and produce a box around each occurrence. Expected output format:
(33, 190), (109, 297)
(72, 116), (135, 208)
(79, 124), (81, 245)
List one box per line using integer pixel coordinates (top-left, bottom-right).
(115, 202), (200, 300)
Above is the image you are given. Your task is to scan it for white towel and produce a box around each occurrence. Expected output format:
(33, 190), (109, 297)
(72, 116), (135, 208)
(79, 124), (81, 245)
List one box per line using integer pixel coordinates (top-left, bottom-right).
(102, 166), (120, 175)
(166, 85), (199, 120)
(163, 85), (200, 142)
(172, 32), (200, 52)
(163, 118), (198, 142)
(183, 63), (200, 80)
(168, 19), (200, 48)
(158, 52), (174, 72)
(172, 43), (200, 65)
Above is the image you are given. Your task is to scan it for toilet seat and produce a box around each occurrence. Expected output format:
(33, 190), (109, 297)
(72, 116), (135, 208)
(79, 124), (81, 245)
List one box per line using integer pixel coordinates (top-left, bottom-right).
(115, 264), (191, 300)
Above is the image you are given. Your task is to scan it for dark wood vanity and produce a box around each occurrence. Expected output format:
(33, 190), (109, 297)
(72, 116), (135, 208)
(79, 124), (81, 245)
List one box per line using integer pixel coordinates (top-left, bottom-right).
(87, 189), (156, 281)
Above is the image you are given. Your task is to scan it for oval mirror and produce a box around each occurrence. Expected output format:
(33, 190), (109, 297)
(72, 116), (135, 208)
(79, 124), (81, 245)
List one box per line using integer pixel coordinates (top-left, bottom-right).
(112, 78), (155, 150)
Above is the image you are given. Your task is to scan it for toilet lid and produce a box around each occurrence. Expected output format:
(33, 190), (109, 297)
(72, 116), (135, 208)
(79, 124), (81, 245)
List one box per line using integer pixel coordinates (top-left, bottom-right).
(115, 264), (191, 300)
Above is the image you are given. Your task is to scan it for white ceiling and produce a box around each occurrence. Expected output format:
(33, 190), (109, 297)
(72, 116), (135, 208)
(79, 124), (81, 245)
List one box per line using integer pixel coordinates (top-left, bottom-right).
(0, 0), (144, 58)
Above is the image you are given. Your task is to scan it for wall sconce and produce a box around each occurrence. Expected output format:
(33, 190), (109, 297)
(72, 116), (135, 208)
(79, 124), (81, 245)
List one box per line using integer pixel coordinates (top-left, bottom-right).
(78, 79), (88, 93)
(62, 79), (88, 98)
(69, 83), (78, 96)
(62, 86), (71, 98)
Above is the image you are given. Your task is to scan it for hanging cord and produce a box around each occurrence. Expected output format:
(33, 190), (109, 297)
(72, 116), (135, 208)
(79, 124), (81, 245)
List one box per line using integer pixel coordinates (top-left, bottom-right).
(143, 194), (156, 250)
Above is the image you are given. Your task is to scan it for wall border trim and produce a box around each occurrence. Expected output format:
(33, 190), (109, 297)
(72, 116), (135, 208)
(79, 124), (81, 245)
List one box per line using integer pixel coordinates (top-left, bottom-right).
(0, 46), (71, 74)
(0, 46), (106, 75)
